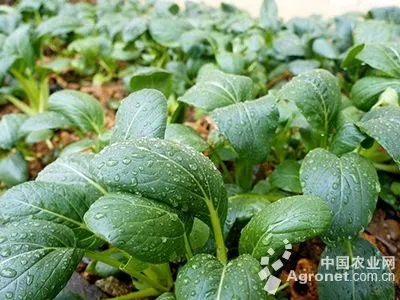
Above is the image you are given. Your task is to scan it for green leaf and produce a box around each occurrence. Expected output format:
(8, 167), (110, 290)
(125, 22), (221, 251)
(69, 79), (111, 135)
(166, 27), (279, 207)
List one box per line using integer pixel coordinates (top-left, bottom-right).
(175, 254), (266, 300)
(0, 181), (102, 249)
(369, 6), (400, 23)
(341, 44), (365, 70)
(36, 16), (83, 37)
(288, 59), (320, 75)
(216, 52), (245, 74)
(0, 220), (84, 300)
(60, 138), (99, 157)
(318, 238), (395, 300)
(48, 90), (104, 134)
(260, 0), (279, 31)
(157, 292), (176, 300)
(68, 36), (111, 63)
(0, 151), (28, 187)
(84, 193), (190, 263)
(149, 18), (193, 48)
(273, 31), (305, 58)
(225, 194), (271, 235)
(300, 148), (380, 243)
(0, 113), (28, 150)
(211, 96), (279, 163)
(355, 43), (400, 77)
(239, 195), (331, 260)
(330, 106), (366, 156)
(189, 218), (210, 250)
(19, 111), (73, 135)
(25, 129), (54, 144)
(350, 77), (400, 111)
(0, 55), (17, 79)
(1, 25), (35, 71)
(36, 152), (106, 197)
(122, 17), (148, 42)
(270, 160), (302, 193)
(357, 106), (400, 166)
(111, 89), (167, 143)
(89, 138), (227, 226)
(312, 38), (338, 59)
(353, 20), (400, 44)
(280, 69), (341, 138)
(165, 124), (209, 152)
(129, 68), (173, 97)
(180, 68), (253, 111)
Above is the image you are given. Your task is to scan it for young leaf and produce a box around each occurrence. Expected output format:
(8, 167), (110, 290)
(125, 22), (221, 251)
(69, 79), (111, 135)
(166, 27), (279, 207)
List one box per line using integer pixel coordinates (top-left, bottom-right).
(19, 111), (73, 135)
(1, 25), (35, 71)
(0, 220), (84, 300)
(129, 68), (173, 97)
(48, 90), (104, 134)
(89, 138), (227, 226)
(111, 89), (167, 143)
(330, 106), (366, 156)
(357, 106), (400, 166)
(239, 195), (331, 260)
(0, 181), (102, 249)
(175, 254), (266, 299)
(318, 238), (395, 300)
(180, 68), (253, 111)
(25, 129), (54, 144)
(0, 151), (28, 187)
(312, 38), (338, 59)
(189, 218), (210, 250)
(225, 194), (271, 235)
(122, 17), (148, 42)
(211, 96), (279, 163)
(165, 124), (209, 152)
(300, 148), (380, 243)
(280, 69), (341, 139)
(85, 193), (190, 263)
(36, 16), (84, 37)
(355, 43), (400, 77)
(216, 52), (245, 74)
(350, 77), (400, 111)
(273, 31), (305, 58)
(149, 18), (193, 48)
(260, 0), (279, 31)
(0, 113), (28, 150)
(270, 160), (302, 193)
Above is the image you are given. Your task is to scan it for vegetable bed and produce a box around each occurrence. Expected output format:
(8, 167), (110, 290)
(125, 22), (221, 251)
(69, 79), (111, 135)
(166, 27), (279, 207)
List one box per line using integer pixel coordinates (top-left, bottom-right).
(0, 0), (399, 299)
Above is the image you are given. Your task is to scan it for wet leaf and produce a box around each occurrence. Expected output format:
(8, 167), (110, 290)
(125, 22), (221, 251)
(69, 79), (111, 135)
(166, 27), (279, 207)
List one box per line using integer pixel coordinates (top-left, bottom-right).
(111, 89), (167, 143)
(0, 220), (83, 300)
(300, 148), (380, 243)
(175, 254), (266, 299)
(239, 195), (331, 260)
(85, 193), (190, 263)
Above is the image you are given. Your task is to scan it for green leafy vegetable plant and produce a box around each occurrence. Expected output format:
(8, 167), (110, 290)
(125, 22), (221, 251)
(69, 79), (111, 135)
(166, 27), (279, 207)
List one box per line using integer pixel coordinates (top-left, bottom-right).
(0, 89), (334, 299)
(0, 0), (399, 298)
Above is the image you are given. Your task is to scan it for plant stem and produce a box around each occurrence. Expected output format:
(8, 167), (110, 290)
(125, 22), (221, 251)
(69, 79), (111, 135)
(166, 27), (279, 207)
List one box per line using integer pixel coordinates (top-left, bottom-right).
(108, 288), (160, 300)
(206, 200), (227, 265)
(373, 163), (400, 174)
(158, 264), (174, 288)
(169, 101), (186, 124)
(210, 152), (233, 183)
(276, 282), (289, 293)
(235, 160), (253, 192)
(84, 250), (169, 292)
(5, 95), (35, 116)
(183, 232), (193, 260)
